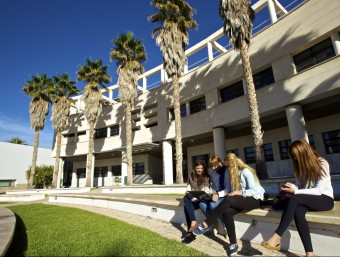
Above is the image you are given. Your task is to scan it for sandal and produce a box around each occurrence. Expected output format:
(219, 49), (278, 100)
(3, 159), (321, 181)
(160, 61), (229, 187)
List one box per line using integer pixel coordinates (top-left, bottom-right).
(261, 241), (280, 251)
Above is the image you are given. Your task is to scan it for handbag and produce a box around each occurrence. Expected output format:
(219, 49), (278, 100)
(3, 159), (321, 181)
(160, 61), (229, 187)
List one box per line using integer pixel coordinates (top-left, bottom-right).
(186, 191), (212, 204)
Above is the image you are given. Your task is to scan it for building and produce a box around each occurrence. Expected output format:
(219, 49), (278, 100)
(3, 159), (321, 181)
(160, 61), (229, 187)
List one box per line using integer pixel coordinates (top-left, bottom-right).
(0, 142), (54, 187)
(53, 0), (340, 188)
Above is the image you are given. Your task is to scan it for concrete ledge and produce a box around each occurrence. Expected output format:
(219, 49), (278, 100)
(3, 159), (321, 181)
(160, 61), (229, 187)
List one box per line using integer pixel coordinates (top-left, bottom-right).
(0, 206), (15, 257)
(5, 187), (92, 195)
(101, 185), (187, 194)
(0, 194), (45, 202)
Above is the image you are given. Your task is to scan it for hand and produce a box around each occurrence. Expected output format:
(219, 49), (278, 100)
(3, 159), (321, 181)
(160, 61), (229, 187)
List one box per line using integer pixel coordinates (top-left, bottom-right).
(281, 182), (295, 194)
(191, 197), (198, 202)
(211, 194), (219, 202)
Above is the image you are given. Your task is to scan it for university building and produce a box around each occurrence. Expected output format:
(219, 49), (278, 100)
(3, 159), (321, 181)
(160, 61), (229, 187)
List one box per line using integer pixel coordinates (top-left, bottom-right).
(52, 0), (340, 188)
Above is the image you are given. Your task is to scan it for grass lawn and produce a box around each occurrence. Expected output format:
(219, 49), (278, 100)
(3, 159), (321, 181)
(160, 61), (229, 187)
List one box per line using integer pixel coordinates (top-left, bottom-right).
(7, 204), (207, 257)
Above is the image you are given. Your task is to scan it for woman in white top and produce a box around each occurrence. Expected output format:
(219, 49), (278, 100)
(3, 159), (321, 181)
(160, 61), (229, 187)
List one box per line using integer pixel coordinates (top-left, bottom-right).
(262, 139), (334, 257)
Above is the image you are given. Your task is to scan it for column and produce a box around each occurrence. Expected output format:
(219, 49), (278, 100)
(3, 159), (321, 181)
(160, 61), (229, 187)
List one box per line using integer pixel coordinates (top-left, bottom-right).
(267, 0), (278, 23)
(285, 104), (308, 142)
(207, 41), (214, 62)
(121, 151), (128, 186)
(107, 166), (113, 187)
(162, 140), (174, 185)
(56, 158), (64, 189)
(213, 127), (226, 159)
(71, 169), (77, 188)
(331, 32), (340, 56)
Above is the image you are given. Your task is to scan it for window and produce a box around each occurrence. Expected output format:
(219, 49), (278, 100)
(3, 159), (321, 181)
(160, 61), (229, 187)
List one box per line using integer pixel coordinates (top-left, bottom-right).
(294, 38), (335, 73)
(77, 131), (86, 136)
(94, 166), (108, 177)
(64, 133), (75, 138)
(95, 127), (107, 139)
(279, 139), (291, 160)
(133, 162), (145, 175)
(145, 122), (158, 128)
(110, 125), (119, 136)
(112, 165), (121, 176)
(190, 96), (206, 114)
(244, 146), (255, 164)
(264, 143), (274, 162)
(192, 154), (210, 167)
(220, 80), (244, 103)
(323, 129), (340, 154)
(308, 135), (315, 149)
(226, 149), (239, 157)
(253, 67), (275, 90)
(169, 104), (187, 121)
(77, 168), (86, 178)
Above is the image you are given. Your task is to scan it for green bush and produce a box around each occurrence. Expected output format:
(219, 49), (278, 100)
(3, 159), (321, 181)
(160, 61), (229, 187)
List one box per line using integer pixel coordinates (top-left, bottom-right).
(26, 165), (54, 188)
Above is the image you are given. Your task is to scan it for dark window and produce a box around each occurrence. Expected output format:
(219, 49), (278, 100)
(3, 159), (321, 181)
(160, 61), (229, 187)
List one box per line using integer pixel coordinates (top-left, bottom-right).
(264, 143), (274, 162)
(226, 149), (239, 157)
(169, 104), (187, 121)
(133, 162), (145, 175)
(253, 67), (275, 90)
(220, 80), (244, 103)
(77, 168), (86, 178)
(190, 96), (206, 114)
(308, 135), (315, 149)
(112, 165), (121, 176)
(145, 122), (158, 128)
(323, 129), (340, 154)
(192, 154), (210, 167)
(77, 131), (86, 136)
(94, 166), (108, 177)
(294, 38), (335, 72)
(110, 125), (119, 136)
(279, 139), (291, 160)
(244, 146), (256, 164)
(95, 127), (107, 139)
(64, 133), (75, 138)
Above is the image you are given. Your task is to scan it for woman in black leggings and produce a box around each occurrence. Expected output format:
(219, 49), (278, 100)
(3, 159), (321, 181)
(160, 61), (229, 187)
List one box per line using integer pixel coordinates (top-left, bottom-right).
(262, 139), (334, 257)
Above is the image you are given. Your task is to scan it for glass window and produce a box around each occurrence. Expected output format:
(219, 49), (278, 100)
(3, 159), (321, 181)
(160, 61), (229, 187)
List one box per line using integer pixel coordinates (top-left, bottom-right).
(95, 127), (107, 139)
(112, 165), (121, 176)
(294, 38), (335, 72)
(133, 162), (145, 175)
(94, 166), (108, 177)
(323, 129), (340, 154)
(279, 139), (291, 160)
(110, 125), (119, 136)
(64, 133), (75, 138)
(190, 96), (206, 114)
(264, 143), (274, 162)
(220, 80), (244, 103)
(226, 149), (239, 157)
(77, 168), (86, 178)
(253, 67), (275, 90)
(169, 104), (186, 121)
(244, 146), (256, 164)
(77, 131), (86, 136)
(192, 154), (210, 167)
(308, 135), (315, 149)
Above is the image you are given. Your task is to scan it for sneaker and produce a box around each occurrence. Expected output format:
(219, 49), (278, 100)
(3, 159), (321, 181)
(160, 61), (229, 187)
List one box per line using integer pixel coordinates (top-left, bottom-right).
(228, 244), (239, 256)
(192, 223), (209, 235)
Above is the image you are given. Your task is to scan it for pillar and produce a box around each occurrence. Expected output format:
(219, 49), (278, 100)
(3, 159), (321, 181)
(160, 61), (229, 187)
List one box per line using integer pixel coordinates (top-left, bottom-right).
(162, 140), (174, 185)
(121, 151), (128, 186)
(285, 104), (308, 142)
(213, 127), (226, 159)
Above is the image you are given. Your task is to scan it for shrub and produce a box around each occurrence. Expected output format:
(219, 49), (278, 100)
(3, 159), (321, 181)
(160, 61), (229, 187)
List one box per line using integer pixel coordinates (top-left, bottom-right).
(26, 165), (54, 188)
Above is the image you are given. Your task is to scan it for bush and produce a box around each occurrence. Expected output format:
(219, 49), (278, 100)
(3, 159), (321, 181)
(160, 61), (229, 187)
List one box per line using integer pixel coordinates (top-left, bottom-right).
(26, 165), (54, 188)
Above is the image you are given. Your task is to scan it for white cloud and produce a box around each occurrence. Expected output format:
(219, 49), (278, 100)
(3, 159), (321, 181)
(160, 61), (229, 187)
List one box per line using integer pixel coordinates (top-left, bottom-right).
(0, 114), (54, 149)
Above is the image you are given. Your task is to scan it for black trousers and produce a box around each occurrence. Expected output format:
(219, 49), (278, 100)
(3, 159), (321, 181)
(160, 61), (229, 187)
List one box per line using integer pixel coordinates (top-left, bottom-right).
(205, 195), (261, 244)
(275, 194), (334, 252)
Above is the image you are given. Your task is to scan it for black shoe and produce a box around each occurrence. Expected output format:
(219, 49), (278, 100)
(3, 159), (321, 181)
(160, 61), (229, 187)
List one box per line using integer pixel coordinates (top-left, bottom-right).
(228, 244), (239, 256)
(181, 232), (196, 244)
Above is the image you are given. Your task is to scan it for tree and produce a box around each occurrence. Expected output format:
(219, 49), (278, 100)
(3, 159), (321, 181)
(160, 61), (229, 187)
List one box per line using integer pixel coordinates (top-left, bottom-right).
(25, 165), (53, 189)
(7, 137), (27, 145)
(219, 0), (268, 179)
(50, 73), (79, 188)
(149, 0), (197, 184)
(77, 58), (111, 187)
(22, 73), (53, 189)
(110, 32), (147, 186)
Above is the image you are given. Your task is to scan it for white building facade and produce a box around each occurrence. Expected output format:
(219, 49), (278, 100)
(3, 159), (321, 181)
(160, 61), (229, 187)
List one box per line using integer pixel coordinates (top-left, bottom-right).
(53, 0), (340, 188)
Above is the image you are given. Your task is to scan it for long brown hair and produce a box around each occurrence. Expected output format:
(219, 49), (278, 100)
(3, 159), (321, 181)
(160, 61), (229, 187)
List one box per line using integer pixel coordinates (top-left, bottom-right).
(224, 153), (260, 191)
(288, 139), (324, 188)
(189, 160), (210, 190)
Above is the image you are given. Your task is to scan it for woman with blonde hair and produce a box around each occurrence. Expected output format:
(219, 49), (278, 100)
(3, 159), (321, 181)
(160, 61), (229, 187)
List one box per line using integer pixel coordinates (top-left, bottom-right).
(193, 153), (265, 256)
(262, 139), (334, 257)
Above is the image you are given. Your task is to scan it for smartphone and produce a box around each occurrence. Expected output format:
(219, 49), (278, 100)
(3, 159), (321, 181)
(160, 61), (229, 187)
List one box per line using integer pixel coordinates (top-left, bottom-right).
(281, 184), (289, 188)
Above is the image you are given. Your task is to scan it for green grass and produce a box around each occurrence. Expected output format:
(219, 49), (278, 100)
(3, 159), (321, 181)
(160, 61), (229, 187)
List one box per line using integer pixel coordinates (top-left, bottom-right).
(7, 204), (207, 257)
(0, 202), (12, 205)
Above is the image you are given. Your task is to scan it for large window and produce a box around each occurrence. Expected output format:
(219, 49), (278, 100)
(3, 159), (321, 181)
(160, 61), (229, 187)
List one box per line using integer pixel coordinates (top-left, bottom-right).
(263, 143), (274, 162)
(279, 139), (291, 160)
(190, 96), (206, 114)
(77, 168), (86, 178)
(112, 165), (121, 176)
(226, 149), (239, 157)
(220, 80), (244, 103)
(94, 127), (107, 139)
(244, 146), (256, 164)
(253, 67), (275, 90)
(110, 125), (119, 136)
(294, 38), (335, 73)
(133, 162), (145, 175)
(323, 129), (340, 154)
(192, 154), (210, 167)
(94, 166), (108, 177)
(169, 104), (187, 121)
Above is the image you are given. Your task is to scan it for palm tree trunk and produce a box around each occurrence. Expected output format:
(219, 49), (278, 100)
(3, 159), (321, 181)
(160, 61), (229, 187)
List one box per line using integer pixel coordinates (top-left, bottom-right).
(126, 103), (133, 186)
(52, 131), (62, 188)
(27, 130), (40, 189)
(240, 41), (268, 179)
(86, 122), (95, 187)
(173, 74), (184, 184)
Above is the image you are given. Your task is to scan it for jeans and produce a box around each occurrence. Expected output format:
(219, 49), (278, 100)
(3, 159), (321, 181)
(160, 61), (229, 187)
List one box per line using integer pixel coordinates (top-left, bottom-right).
(183, 195), (208, 230)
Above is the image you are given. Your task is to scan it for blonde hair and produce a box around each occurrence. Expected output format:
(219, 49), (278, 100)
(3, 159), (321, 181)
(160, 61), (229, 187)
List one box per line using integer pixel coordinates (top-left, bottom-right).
(224, 153), (260, 191)
(208, 154), (222, 168)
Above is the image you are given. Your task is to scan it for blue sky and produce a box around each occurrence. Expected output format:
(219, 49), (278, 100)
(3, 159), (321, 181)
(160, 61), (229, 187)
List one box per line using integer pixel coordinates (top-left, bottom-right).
(0, 0), (302, 149)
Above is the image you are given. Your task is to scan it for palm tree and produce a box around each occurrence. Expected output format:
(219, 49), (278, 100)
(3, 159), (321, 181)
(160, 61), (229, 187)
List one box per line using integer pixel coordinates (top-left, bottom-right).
(110, 32), (147, 186)
(7, 137), (27, 145)
(50, 73), (79, 188)
(22, 73), (53, 189)
(77, 58), (111, 187)
(149, 0), (197, 184)
(219, 0), (268, 178)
